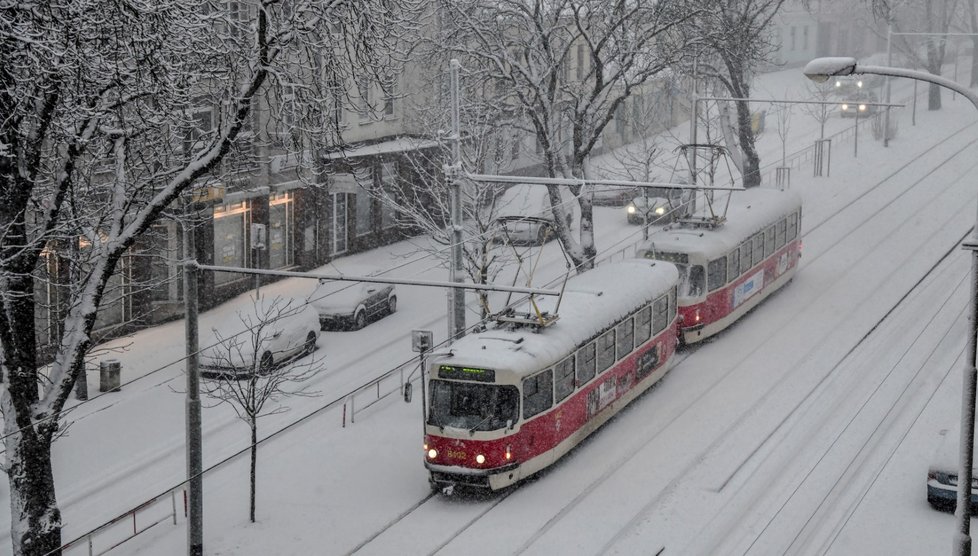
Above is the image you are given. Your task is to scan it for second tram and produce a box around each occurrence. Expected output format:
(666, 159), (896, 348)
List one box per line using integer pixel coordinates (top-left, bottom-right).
(423, 259), (680, 491)
(636, 187), (802, 344)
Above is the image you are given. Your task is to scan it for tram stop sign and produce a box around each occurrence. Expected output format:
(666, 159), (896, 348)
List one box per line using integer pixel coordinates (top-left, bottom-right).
(412, 330), (433, 353)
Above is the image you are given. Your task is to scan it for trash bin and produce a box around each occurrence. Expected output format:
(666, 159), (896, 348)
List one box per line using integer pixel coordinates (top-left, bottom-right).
(100, 359), (121, 392)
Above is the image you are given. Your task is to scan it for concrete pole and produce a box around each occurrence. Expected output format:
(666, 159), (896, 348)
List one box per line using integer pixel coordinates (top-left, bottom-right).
(884, 25), (892, 147)
(448, 59), (466, 340)
(687, 58), (698, 216)
(184, 259), (203, 556)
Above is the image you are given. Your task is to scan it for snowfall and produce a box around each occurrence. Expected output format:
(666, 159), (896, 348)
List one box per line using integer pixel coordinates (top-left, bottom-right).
(4, 61), (978, 556)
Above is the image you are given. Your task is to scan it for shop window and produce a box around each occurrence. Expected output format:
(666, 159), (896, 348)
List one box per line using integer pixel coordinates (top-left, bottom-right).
(380, 163), (397, 229)
(554, 356), (576, 402)
(149, 221), (184, 302)
(332, 193), (348, 255)
(213, 202), (249, 285)
(355, 186), (372, 237)
(523, 369), (553, 419)
(268, 193), (294, 269)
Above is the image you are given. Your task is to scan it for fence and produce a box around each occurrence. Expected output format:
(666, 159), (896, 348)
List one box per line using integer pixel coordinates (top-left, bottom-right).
(59, 488), (181, 556)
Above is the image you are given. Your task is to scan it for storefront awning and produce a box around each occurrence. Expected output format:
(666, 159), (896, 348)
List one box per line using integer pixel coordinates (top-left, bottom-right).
(323, 137), (440, 160)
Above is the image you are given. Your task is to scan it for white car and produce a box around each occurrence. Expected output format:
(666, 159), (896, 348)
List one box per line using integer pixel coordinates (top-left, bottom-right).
(492, 183), (577, 245)
(309, 280), (396, 330)
(200, 295), (321, 378)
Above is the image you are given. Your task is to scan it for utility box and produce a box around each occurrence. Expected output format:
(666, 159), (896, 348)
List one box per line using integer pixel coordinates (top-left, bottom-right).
(99, 359), (121, 392)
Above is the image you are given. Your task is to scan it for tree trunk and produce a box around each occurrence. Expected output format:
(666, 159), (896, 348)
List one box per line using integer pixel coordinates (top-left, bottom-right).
(734, 99), (761, 188)
(5, 425), (61, 556)
(250, 422), (257, 523)
(928, 82), (942, 110)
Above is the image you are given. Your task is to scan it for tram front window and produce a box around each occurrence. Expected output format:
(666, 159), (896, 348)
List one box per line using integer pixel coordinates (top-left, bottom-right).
(685, 265), (705, 297)
(428, 380), (519, 431)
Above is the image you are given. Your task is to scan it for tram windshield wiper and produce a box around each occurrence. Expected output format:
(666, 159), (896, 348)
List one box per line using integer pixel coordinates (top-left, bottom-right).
(469, 413), (494, 436)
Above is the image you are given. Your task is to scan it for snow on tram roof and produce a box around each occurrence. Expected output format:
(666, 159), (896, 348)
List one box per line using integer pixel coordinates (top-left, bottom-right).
(638, 187), (802, 258)
(437, 260), (679, 378)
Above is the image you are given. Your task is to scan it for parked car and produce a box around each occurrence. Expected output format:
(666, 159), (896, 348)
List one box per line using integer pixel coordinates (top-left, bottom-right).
(591, 184), (638, 206)
(492, 183), (577, 245)
(927, 426), (978, 512)
(200, 295), (321, 379)
(839, 91), (878, 118)
(626, 195), (675, 225)
(309, 280), (396, 330)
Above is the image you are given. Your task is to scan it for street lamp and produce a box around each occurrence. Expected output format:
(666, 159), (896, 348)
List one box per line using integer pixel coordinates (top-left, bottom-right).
(805, 56), (978, 556)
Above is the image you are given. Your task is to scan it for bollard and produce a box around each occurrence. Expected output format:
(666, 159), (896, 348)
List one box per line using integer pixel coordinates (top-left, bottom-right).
(100, 359), (121, 392)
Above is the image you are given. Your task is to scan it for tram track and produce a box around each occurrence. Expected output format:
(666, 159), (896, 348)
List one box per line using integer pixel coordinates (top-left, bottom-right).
(420, 107), (978, 555)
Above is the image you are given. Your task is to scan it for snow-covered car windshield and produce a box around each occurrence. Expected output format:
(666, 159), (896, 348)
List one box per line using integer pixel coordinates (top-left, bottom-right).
(428, 381), (519, 431)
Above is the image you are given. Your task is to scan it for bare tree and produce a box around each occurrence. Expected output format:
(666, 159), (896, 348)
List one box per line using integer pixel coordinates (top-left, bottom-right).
(689, 0), (787, 188)
(800, 82), (834, 140)
(435, 0), (700, 271)
(199, 295), (321, 524)
(0, 0), (417, 553)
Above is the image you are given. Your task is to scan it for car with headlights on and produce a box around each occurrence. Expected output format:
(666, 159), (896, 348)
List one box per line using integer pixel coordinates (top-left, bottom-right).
(309, 279), (396, 330)
(626, 195), (675, 225)
(839, 91), (878, 118)
(200, 295), (320, 379)
(927, 425), (978, 512)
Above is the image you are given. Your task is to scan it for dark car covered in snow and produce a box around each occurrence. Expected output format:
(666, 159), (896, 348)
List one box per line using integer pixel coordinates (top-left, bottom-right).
(309, 280), (396, 330)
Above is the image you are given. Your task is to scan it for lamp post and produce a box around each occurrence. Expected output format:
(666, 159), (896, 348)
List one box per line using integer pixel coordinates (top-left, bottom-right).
(805, 56), (978, 556)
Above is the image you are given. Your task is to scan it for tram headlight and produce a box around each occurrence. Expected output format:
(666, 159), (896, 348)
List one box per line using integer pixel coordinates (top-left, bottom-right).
(476, 454), (486, 465)
(427, 448), (438, 459)
(505, 447), (512, 460)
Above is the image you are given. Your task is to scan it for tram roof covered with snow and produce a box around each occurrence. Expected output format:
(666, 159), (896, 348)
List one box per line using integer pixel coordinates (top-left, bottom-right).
(639, 187), (802, 259)
(434, 259), (679, 380)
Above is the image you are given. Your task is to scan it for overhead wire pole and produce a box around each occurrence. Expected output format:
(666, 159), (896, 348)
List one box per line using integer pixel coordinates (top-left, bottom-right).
(183, 258), (203, 556)
(448, 58), (466, 341)
(805, 57), (978, 556)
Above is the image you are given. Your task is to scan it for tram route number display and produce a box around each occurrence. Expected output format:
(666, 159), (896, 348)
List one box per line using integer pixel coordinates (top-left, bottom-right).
(733, 270), (765, 309)
(438, 365), (496, 382)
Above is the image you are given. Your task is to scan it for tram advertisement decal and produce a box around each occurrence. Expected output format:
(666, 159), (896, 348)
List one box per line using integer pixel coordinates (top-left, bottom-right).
(733, 270), (765, 309)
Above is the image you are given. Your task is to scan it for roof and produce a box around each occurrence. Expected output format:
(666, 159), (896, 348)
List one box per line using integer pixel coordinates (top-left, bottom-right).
(431, 259), (679, 381)
(637, 187), (802, 260)
(323, 137), (440, 160)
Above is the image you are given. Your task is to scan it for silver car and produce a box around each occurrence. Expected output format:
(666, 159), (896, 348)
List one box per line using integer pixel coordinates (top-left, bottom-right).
(309, 280), (397, 330)
(927, 426), (978, 512)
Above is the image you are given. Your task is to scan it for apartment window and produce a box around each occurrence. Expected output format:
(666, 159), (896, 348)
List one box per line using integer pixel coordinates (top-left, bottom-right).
(358, 80), (371, 120)
(803, 26), (809, 50)
(790, 26), (797, 50)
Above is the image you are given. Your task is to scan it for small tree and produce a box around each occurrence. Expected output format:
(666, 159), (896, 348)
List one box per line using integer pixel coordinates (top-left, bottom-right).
(199, 294), (322, 523)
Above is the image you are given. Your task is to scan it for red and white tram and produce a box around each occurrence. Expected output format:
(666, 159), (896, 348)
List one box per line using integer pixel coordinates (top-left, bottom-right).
(423, 259), (680, 491)
(636, 187), (802, 344)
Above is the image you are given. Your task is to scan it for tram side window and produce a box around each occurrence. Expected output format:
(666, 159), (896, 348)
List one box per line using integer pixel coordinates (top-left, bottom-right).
(669, 285), (677, 319)
(652, 295), (669, 335)
(576, 343), (597, 384)
(764, 226), (775, 257)
(634, 306), (652, 344)
(751, 234), (764, 267)
(740, 241), (752, 274)
(554, 356), (576, 402)
(787, 212), (798, 241)
(616, 319), (634, 359)
(727, 250), (740, 283)
(596, 329), (616, 373)
(707, 257), (726, 292)
(776, 219), (786, 249)
(523, 369), (553, 419)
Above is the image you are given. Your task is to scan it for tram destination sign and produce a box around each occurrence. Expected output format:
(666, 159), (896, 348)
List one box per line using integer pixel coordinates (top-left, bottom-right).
(438, 365), (495, 382)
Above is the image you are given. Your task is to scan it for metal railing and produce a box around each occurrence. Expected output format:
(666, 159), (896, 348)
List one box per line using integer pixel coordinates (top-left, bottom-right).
(58, 488), (181, 556)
